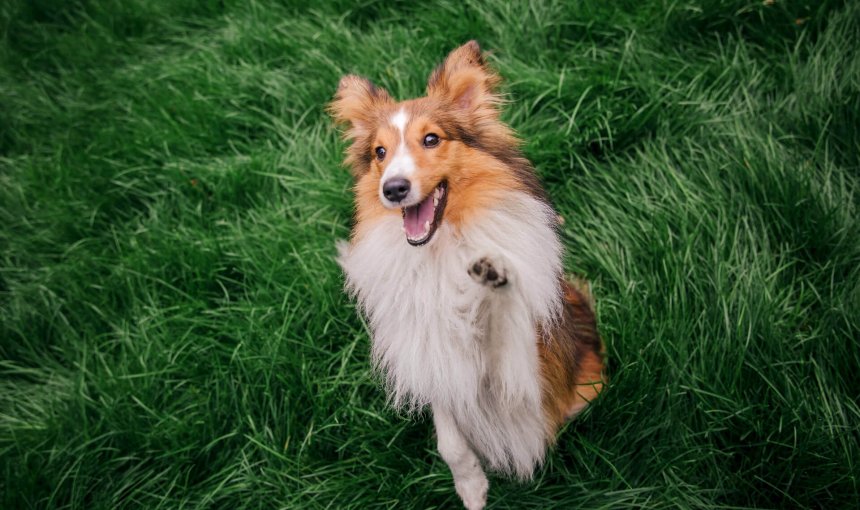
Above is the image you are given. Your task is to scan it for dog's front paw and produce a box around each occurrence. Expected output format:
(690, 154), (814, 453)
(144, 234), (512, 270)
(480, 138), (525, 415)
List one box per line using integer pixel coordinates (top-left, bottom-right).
(455, 473), (488, 510)
(468, 257), (508, 288)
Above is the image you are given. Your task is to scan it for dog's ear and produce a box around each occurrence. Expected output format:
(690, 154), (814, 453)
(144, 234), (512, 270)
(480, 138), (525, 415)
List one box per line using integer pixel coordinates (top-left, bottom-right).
(328, 75), (391, 176)
(427, 41), (501, 116)
(329, 75), (391, 134)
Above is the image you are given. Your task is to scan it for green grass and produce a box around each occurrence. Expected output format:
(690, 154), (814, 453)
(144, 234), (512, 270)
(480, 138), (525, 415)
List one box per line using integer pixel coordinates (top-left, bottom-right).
(1, 0), (858, 508)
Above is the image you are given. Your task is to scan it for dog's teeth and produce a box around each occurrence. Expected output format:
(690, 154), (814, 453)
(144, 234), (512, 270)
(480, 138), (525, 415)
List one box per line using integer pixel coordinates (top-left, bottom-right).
(433, 197), (439, 207)
(423, 220), (430, 232)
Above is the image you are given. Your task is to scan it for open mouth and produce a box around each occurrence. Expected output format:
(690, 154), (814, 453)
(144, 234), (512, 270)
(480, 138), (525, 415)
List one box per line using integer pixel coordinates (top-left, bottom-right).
(402, 181), (448, 246)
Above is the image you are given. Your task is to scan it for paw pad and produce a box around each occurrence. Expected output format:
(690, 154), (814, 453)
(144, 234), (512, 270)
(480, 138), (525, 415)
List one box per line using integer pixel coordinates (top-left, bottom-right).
(468, 257), (507, 288)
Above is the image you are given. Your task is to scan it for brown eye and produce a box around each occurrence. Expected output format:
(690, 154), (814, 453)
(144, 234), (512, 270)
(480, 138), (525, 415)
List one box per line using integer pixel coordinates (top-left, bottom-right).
(423, 133), (440, 148)
(375, 146), (386, 160)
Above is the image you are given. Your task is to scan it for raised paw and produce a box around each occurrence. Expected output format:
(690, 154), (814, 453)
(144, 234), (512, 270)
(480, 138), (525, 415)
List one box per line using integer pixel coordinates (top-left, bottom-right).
(468, 257), (508, 288)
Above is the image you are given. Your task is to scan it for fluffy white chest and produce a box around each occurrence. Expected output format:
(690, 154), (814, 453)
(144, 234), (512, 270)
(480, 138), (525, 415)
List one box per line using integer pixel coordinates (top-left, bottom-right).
(338, 192), (563, 476)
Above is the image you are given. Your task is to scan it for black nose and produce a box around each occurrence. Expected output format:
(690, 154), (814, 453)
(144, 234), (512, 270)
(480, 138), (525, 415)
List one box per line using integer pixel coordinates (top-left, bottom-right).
(383, 178), (411, 202)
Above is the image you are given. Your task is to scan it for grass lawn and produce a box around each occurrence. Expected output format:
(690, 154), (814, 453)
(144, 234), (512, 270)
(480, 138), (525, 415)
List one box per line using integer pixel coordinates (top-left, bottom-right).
(2, 0), (858, 508)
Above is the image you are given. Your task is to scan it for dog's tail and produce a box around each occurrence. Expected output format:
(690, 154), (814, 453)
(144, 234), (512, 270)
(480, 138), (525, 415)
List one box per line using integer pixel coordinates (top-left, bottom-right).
(565, 274), (596, 312)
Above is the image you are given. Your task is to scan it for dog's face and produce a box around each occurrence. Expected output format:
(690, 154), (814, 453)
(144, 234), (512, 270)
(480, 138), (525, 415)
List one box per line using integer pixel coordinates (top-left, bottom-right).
(330, 41), (530, 245)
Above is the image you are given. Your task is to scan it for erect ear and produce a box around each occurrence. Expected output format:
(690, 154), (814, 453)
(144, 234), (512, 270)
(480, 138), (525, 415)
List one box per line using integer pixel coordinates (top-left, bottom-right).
(328, 75), (391, 176)
(328, 74), (392, 140)
(426, 40), (501, 116)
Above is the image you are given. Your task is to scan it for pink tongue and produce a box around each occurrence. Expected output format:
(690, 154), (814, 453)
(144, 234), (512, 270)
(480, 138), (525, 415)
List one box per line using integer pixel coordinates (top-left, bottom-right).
(403, 193), (435, 238)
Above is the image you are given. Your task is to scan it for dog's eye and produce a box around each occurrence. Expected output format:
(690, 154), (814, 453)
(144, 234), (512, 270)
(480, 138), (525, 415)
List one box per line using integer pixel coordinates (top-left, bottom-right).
(375, 146), (386, 160)
(423, 133), (440, 148)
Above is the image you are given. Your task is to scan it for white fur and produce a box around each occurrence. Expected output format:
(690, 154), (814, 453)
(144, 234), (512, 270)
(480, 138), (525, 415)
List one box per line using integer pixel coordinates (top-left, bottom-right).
(435, 407), (489, 510)
(380, 109), (421, 207)
(390, 109), (408, 134)
(337, 191), (563, 479)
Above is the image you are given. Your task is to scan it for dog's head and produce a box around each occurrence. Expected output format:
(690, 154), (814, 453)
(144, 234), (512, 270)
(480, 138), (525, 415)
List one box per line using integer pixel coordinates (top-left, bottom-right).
(330, 41), (536, 246)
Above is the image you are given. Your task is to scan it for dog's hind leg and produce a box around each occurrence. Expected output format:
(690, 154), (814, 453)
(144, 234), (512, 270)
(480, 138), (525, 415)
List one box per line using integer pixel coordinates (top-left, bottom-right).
(433, 405), (488, 510)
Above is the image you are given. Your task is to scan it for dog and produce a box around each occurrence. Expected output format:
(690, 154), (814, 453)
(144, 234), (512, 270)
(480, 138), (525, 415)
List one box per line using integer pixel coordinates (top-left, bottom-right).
(329, 41), (605, 510)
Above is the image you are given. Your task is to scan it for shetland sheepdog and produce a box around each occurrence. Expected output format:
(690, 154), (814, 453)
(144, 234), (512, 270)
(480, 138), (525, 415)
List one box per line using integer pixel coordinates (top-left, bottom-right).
(329, 41), (605, 510)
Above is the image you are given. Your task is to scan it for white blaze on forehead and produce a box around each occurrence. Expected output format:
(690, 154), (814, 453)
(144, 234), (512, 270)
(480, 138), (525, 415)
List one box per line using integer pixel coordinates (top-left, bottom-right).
(390, 109), (409, 139)
(380, 108), (419, 206)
